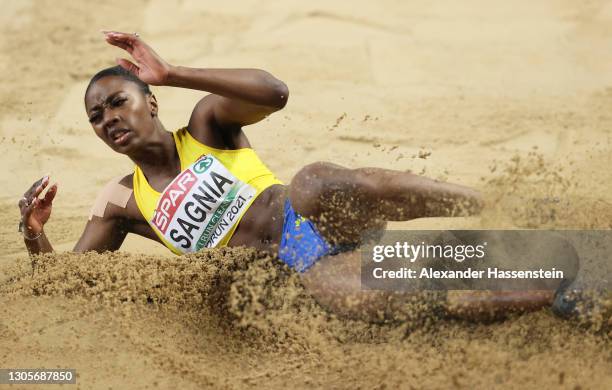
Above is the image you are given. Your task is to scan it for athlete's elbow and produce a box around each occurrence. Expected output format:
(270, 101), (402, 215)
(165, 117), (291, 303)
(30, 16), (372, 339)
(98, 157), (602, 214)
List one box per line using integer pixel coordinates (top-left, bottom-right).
(270, 78), (289, 110)
(258, 69), (289, 109)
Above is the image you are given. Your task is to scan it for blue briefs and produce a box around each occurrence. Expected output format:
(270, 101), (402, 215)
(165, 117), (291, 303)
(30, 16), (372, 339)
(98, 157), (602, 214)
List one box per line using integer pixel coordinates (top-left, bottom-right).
(278, 199), (355, 273)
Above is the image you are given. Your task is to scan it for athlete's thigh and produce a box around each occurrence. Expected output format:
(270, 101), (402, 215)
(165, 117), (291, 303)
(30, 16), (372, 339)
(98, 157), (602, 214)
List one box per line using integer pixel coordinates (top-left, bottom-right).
(288, 162), (385, 244)
(287, 162), (346, 217)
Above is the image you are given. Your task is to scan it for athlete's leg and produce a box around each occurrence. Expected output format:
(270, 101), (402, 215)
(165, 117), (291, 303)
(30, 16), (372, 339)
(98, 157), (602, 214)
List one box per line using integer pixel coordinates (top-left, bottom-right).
(290, 163), (558, 321)
(445, 290), (555, 321)
(301, 250), (555, 322)
(289, 162), (483, 244)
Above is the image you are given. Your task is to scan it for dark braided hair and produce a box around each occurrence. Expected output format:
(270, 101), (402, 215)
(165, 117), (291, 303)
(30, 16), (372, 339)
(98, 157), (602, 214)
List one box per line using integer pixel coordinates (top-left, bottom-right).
(85, 65), (151, 98)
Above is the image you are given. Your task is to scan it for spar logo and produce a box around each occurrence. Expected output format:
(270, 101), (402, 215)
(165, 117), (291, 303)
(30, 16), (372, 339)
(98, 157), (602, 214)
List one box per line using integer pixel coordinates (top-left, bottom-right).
(193, 156), (213, 174)
(152, 169), (197, 234)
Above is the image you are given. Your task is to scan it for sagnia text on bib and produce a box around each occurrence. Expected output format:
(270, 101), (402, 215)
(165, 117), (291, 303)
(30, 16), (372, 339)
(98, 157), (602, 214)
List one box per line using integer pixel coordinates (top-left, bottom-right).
(151, 155), (256, 253)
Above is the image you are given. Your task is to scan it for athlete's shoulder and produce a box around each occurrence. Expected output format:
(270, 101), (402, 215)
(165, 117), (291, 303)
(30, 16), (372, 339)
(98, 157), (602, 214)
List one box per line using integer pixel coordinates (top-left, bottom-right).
(88, 174), (134, 220)
(117, 173), (134, 189)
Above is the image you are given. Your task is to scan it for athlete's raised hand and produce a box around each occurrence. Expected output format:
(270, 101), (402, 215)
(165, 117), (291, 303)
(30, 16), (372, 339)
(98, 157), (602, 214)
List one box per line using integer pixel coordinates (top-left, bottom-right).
(102, 30), (172, 86)
(18, 175), (58, 238)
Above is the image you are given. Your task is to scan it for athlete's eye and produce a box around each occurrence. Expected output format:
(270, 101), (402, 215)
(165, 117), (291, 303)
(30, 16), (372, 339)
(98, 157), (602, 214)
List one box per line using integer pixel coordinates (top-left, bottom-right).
(89, 113), (101, 123)
(111, 97), (127, 107)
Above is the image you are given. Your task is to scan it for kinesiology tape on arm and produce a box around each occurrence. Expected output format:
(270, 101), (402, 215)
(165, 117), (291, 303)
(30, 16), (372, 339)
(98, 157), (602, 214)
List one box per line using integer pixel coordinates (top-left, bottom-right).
(88, 177), (133, 220)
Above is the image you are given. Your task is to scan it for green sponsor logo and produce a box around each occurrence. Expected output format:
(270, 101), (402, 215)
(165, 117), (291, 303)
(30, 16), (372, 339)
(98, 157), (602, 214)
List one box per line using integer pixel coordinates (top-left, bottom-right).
(193, 156), (213, 174)
(195, 184), (242, 250)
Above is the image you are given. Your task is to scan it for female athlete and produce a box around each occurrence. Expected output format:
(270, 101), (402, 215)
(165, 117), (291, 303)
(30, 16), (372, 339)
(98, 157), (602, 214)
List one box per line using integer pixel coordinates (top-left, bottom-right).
(18, 31), (567, 321)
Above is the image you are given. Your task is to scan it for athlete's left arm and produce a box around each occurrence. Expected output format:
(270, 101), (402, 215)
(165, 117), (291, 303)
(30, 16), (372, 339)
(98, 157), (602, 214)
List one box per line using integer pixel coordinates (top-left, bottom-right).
(102, 31), (289, 136)
(170, 67), (289, 129)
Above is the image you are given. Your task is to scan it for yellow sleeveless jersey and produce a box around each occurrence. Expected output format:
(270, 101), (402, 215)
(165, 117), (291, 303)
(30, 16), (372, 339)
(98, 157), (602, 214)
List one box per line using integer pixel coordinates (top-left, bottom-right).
(133, 127), (283, 254)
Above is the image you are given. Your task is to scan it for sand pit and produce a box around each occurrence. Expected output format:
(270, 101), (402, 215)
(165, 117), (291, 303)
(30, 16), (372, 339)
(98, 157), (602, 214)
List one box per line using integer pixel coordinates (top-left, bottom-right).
(2, 249), (611, 389)
(1, 1), (611, 388)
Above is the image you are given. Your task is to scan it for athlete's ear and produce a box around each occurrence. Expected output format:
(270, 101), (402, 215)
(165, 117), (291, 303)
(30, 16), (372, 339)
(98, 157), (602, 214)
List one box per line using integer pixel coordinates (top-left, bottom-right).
(148, 94), (158, 117)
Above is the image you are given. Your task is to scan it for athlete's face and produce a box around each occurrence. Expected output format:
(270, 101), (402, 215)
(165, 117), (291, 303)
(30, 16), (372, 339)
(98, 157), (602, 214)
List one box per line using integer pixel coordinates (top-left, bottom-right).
(85, 76), (157, 154)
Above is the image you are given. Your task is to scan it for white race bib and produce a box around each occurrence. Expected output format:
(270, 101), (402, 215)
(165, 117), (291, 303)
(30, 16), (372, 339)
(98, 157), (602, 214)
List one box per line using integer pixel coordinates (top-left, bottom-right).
(151, 154), (257, 253)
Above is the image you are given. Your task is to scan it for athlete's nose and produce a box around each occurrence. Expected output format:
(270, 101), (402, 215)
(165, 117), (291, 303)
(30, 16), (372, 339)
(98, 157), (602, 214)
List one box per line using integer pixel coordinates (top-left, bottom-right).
(102, 112), (120, 135)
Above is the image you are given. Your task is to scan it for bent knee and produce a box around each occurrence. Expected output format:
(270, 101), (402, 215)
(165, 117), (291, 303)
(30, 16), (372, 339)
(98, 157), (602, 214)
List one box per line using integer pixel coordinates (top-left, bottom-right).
(288, 162), (345, 217)
(289, 163), (384, 202)
(290, 162), (329, 196)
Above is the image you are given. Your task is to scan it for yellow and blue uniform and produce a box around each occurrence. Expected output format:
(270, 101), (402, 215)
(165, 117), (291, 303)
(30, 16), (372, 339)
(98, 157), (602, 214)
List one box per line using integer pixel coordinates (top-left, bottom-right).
(133, 126), (345, 271)
(133, 127), (282, 252)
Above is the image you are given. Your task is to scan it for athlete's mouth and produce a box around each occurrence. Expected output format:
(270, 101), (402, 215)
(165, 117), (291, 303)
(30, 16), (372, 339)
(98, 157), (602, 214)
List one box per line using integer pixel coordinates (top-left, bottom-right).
(108, 128), (132, 144)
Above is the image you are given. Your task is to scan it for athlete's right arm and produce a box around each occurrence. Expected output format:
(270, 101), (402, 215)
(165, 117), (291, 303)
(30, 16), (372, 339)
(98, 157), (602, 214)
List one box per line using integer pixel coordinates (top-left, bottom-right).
(19, 176), (133, 255)
(18, 175), (57, 255)
(72, 214), (128, 253)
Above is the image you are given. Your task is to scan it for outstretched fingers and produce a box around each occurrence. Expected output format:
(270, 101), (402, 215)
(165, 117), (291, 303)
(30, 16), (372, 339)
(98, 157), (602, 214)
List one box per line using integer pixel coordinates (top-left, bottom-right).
(40, 183), (58, 206)
(100, 30), (170, 86)
(21, 175), (48, 204)
(102, 31), (143, 75)
(104, 37), (133, 54)
(116, 58), (140, 74)
(102, 31), (140, 52)
(102, 30), (139, 41)
(32, 176), (49, 198)
(105, 36), (133, 52)
(19, 175), (51, 214)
